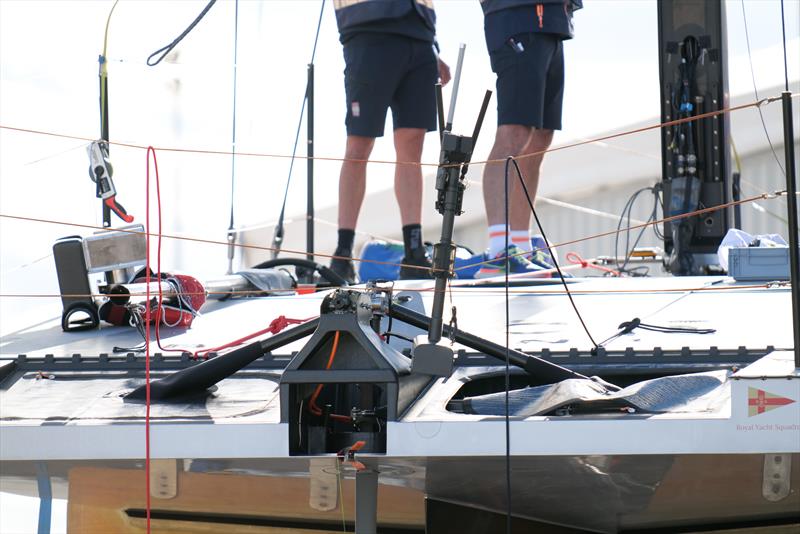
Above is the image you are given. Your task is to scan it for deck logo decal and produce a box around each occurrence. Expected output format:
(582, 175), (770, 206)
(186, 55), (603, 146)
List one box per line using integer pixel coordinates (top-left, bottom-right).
(748, 387), (795, 417)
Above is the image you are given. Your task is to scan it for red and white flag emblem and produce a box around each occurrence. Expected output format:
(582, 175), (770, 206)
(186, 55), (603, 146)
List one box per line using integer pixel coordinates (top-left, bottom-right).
(748, 387), (795, 417)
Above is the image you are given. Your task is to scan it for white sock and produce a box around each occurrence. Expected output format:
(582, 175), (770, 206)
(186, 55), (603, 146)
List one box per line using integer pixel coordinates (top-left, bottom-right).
(510, 230), (531, 252)
(487, 224), (509, 257)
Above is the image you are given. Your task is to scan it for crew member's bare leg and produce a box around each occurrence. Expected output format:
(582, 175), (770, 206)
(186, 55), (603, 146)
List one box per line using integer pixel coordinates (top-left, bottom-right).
(394, 127), (433, 279)
(331, 135), (376, 282)
(479, 125), (555, 276)
(393, 128), (426, 226)
(338, 135), (376, 230)
(509, 128), (554, 232)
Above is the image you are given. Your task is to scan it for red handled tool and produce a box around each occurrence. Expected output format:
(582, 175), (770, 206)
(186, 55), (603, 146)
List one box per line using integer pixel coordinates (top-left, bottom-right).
(87, 140), (133, 223)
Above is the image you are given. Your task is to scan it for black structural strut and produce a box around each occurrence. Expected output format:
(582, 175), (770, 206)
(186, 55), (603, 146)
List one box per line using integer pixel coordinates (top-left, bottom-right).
(124, 292), (599, 402)
(126, 318), (319, 401)
(391, 304), (590, 385)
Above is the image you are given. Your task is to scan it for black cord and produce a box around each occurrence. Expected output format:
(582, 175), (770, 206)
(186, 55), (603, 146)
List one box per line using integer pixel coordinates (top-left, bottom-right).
(614, 185), (661, 275)
(502, 158), (512, 534)
(147, 0), (217, 66)
(272, 0), (326, 256)
(597, 317), (716, 347)
(381, 331), (413, 343)
(740, 0), (786, 177)
(508, 158), (599, 350)
(386, 297), (394, 344)
(615, 186), (648, 272)
(653, 185), (665, 241)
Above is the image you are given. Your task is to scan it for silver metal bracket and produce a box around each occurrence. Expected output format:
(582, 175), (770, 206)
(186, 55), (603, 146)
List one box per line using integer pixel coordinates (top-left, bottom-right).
(309, 458), (339, 512)
(412, 335), (454, 377)
(762, 453), (791, 502)
(149, 459), (178, 500)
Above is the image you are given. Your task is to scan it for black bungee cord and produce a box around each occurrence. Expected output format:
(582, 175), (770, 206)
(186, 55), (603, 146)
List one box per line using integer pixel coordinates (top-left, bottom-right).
(501, 155), (602, 534)
(146, 0), (218, 66)
(502, 157), (512, 534)
(507, 157), (599, 350)
(597, 317), (716, 348)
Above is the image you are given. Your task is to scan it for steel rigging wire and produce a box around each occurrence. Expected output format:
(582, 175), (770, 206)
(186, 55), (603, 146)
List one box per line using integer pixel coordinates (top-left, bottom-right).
(740, 0), (787, 177)
(271, 0), (327, 260)
(1, 95), (788, 168)
(227, 0), (240, 274)
(2, 186), (791, 282)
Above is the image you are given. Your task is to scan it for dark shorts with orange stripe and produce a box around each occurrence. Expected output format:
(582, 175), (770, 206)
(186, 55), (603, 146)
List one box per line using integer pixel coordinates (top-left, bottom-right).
(343, 33), (438, 138)
(489, 32), (564, 130)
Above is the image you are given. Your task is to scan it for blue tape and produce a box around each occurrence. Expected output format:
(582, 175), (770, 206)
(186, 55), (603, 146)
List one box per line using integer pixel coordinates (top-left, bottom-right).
(36, 462), (52, 534)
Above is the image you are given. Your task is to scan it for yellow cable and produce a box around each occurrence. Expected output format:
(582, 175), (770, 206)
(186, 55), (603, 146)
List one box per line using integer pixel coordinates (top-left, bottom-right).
(337, 461), (347, 532)
(99, 0), (120, 135)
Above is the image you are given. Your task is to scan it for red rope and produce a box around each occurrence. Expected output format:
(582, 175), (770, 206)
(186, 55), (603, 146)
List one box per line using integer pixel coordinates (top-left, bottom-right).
(144, 147), (157, 534)
(565, 252), (621, 276)
(193, 315), (316, 359)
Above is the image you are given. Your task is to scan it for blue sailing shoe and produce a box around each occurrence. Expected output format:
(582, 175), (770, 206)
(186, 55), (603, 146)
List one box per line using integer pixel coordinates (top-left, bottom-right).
(475, 245), (551, 278)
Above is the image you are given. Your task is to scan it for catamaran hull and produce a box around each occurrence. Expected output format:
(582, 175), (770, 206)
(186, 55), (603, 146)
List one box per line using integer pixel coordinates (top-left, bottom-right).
(2, 452), (798, 532)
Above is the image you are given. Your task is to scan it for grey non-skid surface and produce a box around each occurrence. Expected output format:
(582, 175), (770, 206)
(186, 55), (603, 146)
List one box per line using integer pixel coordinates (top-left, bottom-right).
(0, 370), (280, 423)
(1, 276), (793, 359)
(0, 276), (794, 427)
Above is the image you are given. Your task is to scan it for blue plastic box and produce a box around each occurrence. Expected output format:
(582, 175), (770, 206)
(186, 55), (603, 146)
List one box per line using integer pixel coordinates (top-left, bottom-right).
(728, 247), (791, 281)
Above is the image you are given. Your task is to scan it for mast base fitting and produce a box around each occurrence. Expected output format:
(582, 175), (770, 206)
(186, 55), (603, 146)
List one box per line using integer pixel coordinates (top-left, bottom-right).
(412, 335), (454, 377)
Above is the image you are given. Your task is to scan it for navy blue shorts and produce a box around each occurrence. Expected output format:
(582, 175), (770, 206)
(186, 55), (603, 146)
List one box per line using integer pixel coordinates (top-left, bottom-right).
(489, 32), (564, 130)
(343, 33), (438, 138)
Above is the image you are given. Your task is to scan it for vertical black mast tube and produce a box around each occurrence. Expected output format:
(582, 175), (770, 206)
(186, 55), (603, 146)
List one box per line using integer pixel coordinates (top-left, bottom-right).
(100, 69), (111, 229)
(99, 44), (113, 285)
(781, 92), (800, 367)
(306, 63), (315, 263)
(428, 45), (466, 344)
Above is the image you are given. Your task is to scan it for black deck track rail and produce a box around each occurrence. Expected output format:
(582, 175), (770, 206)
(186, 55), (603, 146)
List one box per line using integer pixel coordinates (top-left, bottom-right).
(1, 345), (775, 383)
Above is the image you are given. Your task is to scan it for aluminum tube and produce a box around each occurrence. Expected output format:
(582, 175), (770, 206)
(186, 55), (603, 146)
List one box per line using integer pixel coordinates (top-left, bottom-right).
(108, 275), (255, 302)
(445, 43), (466, 130)
(355, 470), (378, 534)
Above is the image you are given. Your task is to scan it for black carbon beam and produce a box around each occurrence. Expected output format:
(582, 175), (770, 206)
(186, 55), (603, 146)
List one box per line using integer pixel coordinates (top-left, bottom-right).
(391, 304), (593, 385)
(125, 318), (319, 401)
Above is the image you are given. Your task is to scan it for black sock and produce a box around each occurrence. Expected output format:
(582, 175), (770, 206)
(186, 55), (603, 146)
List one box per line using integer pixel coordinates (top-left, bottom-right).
(402, 224), (423, 257)
(335, 229), (355, 256)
